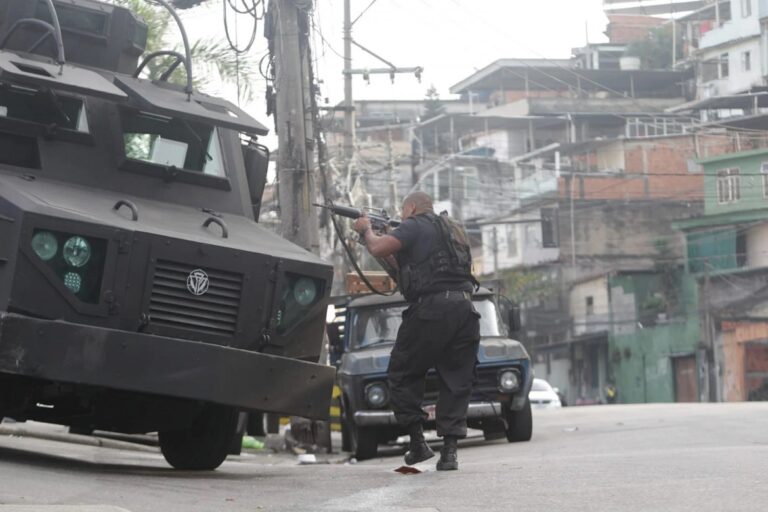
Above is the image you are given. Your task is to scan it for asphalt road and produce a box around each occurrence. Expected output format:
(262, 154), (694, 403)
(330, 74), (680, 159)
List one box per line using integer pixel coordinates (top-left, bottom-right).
(1, 403), (767, 512)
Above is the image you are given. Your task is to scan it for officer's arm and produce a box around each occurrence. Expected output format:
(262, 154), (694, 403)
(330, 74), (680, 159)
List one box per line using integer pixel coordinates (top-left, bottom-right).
(362, 230), (403, 258)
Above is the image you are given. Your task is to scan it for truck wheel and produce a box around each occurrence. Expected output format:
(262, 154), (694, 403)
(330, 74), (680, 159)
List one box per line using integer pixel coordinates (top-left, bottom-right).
(352, 425), (378, 460)
(246, 411), (267, 437)
(481, 418), (507, 441)
(340, 413), (353, 452)
(159, 405), (239, 470)
(504, 398), (533, 443)
(228, 412), (248, 456)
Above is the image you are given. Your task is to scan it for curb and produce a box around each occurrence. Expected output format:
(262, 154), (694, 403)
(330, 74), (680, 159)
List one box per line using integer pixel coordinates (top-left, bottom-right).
(0, 507), (132, 511)
(0, 425), (159, 453)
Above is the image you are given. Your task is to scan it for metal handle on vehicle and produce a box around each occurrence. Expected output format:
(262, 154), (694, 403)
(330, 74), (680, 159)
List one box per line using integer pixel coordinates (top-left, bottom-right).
(113, 200), (139, 221)
(203, 216), (229, 239)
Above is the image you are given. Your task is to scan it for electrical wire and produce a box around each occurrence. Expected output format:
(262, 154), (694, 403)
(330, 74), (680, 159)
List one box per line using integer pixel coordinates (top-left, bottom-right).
(223, 0), (261, 54)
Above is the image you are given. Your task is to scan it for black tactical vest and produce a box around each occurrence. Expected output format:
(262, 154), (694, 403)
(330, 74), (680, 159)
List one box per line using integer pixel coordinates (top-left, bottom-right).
(396, 212), (476, 302)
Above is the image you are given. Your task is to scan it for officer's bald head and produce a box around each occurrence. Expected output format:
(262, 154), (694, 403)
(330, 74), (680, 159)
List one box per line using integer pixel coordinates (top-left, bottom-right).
(402, 192), (434, 219)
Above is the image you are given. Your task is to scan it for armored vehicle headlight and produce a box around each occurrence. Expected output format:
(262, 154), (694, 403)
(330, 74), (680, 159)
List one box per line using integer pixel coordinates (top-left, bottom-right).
(499, 370), (520, 392)
(31, 231), (58, 261)
(29, 228), (107, 304)
(294, 277), (318, 306)
(365, 382), (389, 408)
(63, 236), (92, 268)
(63, 272), (82, 294)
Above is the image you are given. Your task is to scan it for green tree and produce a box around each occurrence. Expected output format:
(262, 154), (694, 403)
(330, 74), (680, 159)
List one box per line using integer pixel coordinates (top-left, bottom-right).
(502, 268), (556, 305)
(624, 25), (683, 70)
(111, 0), (258, 102)
(422, 84), (445, 121)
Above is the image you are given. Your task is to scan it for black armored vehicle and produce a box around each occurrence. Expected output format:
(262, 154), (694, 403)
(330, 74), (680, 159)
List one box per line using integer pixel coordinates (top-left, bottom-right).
(0, 0), (334, 469)
(328, 288), (532, 460)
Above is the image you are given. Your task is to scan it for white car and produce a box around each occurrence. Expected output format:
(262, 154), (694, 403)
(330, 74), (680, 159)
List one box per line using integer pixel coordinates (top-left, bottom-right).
(529, 378), (562, 409)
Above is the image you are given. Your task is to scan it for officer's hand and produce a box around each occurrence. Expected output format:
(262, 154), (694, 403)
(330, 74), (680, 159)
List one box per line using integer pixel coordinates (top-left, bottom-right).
(353, 214), (372, 235)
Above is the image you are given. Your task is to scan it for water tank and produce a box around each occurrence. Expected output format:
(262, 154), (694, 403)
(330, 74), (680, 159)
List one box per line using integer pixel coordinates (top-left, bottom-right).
(620, 56), (642, 71)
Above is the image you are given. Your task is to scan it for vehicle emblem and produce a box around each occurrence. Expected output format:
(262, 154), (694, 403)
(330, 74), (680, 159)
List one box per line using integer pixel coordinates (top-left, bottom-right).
(187, 269), (210, 296)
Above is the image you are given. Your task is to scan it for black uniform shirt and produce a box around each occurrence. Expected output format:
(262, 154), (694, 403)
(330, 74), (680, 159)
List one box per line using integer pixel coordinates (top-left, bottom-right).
(391, 213), (473, 295)
(391, 214), (437, 264)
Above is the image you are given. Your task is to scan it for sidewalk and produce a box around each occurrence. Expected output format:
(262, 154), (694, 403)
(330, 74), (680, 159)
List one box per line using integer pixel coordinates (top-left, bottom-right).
(0, 419), (352, 463)
(0, 421), (158, 454)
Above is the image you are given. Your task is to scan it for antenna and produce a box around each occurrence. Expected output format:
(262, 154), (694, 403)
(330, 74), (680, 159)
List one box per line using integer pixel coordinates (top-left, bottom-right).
(0, 0), (66, 74)
(42, 0), (65, 71)
(147, 0), (194, 100)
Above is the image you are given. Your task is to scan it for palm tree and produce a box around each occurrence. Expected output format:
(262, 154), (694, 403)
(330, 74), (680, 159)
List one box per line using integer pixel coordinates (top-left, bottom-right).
(111, 0), (258, 103)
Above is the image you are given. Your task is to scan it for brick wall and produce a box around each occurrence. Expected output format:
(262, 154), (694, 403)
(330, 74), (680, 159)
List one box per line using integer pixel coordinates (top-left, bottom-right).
(720, 321), (768, 401)
(606, 15), (665, 44)
(559, 135), (745, 202)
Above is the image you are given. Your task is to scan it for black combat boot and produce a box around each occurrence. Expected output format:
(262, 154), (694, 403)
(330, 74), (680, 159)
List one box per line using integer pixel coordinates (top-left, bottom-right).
(436, 436), (459, 471)
(404, 423), (434, 465)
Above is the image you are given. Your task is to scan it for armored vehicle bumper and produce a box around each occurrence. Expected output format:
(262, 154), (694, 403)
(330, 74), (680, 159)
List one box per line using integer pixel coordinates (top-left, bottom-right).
(0, 313), (334, 420)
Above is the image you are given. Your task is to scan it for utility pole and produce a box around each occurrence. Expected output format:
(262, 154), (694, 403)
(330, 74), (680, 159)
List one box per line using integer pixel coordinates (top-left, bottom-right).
(492, 226), (499, 280)
(343, 0), (355, 166)
(273, 0), (319, 254)
(342, 0), (422, 182)
(386, 128), (398, 211)
(269, 0), (326, 450)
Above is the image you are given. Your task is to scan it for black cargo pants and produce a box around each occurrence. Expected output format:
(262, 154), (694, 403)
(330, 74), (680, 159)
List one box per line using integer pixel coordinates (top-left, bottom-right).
(387, 292), (481, 438)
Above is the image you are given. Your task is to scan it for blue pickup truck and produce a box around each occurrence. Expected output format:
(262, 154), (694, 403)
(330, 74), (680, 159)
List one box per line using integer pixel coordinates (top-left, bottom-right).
(328, 288), (532, 460)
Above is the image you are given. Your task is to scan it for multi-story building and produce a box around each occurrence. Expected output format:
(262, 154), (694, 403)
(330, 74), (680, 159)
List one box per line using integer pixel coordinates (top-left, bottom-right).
(674, 147), (768, 402)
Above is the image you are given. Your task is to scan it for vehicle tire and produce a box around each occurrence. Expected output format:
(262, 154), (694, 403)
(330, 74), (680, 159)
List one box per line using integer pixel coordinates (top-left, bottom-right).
(340, 413), (353, 453)
(265, 413), (280, 434)
(159, 404), (239, 470)
(246, 411), (267, 437)
(340, 397), (378, 459)
(504, 398), (533, 443)
(228, 412), (248, 456)
(352, 425), (378, 460)
(481, 418), (506, 441)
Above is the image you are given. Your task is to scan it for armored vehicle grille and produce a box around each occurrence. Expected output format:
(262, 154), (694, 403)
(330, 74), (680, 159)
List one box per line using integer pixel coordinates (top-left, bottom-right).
(149, 260), (242, 337)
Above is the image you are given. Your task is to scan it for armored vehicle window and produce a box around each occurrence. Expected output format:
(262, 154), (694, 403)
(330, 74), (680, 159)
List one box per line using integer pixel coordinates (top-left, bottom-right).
(35, 2), (109, 37)
(0, 84), (89, 133)
(122, 110), (225, 177)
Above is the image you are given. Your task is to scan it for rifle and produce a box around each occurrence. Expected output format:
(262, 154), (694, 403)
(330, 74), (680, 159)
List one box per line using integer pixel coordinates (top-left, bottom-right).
(315, 202), (400, 294)
(313, 203), (401, 233)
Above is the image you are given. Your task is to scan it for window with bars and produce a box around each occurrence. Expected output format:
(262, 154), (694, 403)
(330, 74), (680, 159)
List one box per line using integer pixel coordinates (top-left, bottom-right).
(506, 225), (518, 258)
(742, 51), (752, 72)
(742, 0), (752, 17)
(458, 166), (480, 200)
(716, 168), (741, 204)
(720, 53), (730, 78)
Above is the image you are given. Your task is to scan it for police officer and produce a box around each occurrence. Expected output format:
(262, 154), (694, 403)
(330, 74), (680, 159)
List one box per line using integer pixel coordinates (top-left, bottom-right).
(353, 191), (480, 471)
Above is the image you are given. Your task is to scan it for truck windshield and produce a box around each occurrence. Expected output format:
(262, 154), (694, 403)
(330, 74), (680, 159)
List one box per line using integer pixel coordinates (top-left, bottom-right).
(350, 298), (503, 349)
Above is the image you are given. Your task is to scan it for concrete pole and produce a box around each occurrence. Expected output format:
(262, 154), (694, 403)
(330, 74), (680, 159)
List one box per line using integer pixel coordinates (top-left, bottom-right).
(387, 128), (398, 211)
(274, 0), (319, 253)
(492, 226), (499, 280)
(343, 0), (355, 166)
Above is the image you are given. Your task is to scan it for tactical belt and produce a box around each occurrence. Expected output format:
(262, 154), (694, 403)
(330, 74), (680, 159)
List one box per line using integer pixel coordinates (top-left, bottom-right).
(417, 290), (472, 303)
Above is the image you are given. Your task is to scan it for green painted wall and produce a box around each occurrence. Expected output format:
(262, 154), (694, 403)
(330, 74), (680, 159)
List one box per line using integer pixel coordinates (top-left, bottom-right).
(686, 228), (740, 273)
(701, 148), (768, 216)
(608, 274), (701, 403)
